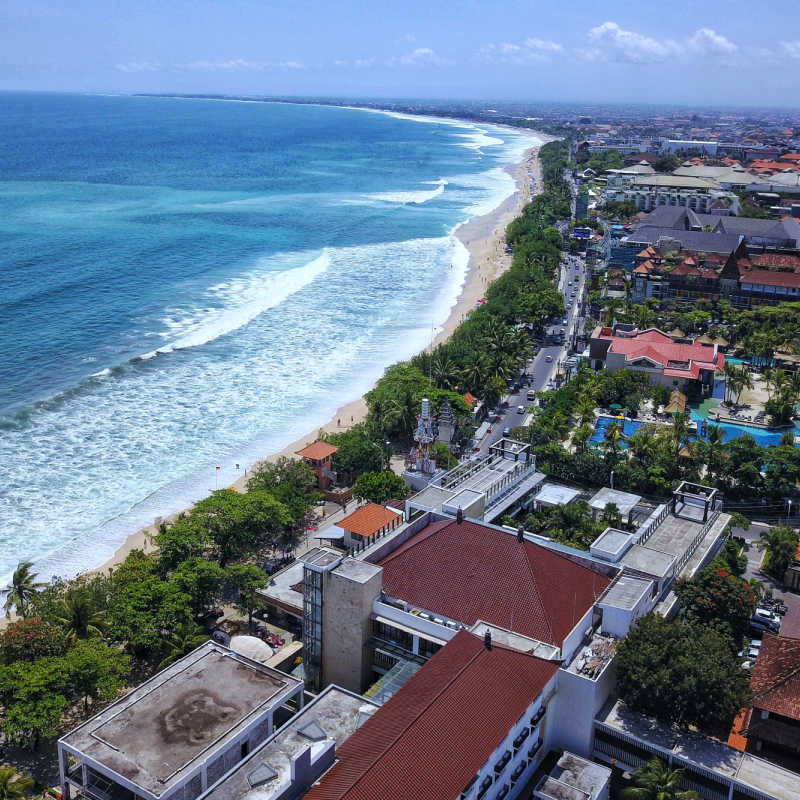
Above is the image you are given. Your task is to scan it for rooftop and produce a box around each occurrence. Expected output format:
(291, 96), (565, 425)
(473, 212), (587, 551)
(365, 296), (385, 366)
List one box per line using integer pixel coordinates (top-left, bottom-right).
(203, 687), (378, 800)
(588, 487), (642, 519)
(304, 631), (559, 800)
(598, 574), (652, 611)
(535, 483), (582, 507)
(535, 752), (612, 800)
(339, 504), (401, 537)
(597, 699), (800, 800)
(295, 441), (338, 460)
(377, 518), (611, 647)
(620, 543), (676, 580)
(60, 643), (302, 798)
(750, 634), (800, 721)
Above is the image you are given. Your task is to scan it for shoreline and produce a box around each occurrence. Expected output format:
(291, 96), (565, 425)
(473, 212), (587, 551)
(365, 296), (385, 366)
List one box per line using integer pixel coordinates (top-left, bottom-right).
(86, 132), (552, 578)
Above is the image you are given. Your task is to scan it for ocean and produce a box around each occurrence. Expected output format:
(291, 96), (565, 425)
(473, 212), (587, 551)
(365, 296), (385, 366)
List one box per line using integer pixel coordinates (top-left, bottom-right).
(0, 92), (538, 584)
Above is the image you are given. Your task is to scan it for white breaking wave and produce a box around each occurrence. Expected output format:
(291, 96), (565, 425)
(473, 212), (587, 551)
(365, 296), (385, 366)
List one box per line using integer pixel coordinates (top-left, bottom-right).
(454, 131), (505, 150)
(369, 178), (447, 205)
(145, 251), (330, 357)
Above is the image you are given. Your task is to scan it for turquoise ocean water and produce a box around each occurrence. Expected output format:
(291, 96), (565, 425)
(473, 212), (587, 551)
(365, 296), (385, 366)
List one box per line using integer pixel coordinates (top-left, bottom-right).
(0, 93), (538, 583)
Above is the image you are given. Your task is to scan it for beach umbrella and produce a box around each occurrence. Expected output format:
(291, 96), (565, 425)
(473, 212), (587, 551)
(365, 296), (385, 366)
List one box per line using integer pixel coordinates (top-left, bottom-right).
(713, 336), (728, 347)
(696, 334), (714, 345)
(669, 328), (685, 338)
(609, 403), (623, 411)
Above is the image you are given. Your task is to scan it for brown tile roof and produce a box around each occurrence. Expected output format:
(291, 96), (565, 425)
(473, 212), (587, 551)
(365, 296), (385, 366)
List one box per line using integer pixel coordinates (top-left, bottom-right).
(750, 634), (800, 721)
(339, 503), (401, 537)
(740, 269), (800, 289)
(378, 519), (610, 646)
(295, 440), (338, 460)
(463, 392), (477, 407)
(304, 631), (559, 800)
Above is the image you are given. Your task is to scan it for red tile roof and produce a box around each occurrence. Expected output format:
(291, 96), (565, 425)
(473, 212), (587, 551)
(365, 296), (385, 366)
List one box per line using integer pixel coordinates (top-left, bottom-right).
(750, 634), (800, 721)
(740, 270), (800, 289)
(378, 519), (610, 645)
(463, 392), (477, 407)
(296, 440), (338, 460)
(608, 332), (723, 376)
(339, 503), (401, 537)
(304, 631), (559, 800)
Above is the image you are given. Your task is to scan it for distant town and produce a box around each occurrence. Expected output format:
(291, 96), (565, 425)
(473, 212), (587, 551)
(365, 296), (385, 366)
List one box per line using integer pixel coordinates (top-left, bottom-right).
(3, 100), (800, 800)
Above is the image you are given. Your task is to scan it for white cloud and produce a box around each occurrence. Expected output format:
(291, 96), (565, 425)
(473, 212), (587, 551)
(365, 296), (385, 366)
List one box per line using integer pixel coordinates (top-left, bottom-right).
(781, 40), (800, 59)
(115, 61), (161, 73)
(524, 38), (563, 53)
(176, 59), (304, 72)
(387, 47), (450, 67)
(585, 22), (738, 63)
(586, 22), (678, 63)
(688, 28), (737, 55)
(478, 37), (563, 64)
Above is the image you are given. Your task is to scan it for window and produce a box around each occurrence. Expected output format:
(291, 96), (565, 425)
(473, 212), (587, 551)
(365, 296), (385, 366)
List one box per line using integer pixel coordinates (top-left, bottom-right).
(372, 619), (413, 651)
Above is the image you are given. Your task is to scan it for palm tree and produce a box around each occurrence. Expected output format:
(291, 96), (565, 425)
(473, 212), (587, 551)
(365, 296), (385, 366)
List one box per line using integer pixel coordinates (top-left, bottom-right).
(56, 590), (109, 641)
(461, 355), (491, 393)
(634, 304), (655, 331)
(722, 362), (739, 405)
(622, 758), (700, 800)
(431, 352), (458, 390)
(699, 424), (726, 480)
(572, 424), (593, 454)
(3, 560), (43, 617)
(0, 767), (34, 800)
(671, 412), (690, 464)
(602, 420), (624, 463)
(158, 622), (209, 671)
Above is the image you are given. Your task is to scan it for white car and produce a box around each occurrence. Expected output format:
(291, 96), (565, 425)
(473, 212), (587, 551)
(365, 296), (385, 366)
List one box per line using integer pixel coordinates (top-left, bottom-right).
(545, 355), (553, 362)
(754, 608), (781, 626)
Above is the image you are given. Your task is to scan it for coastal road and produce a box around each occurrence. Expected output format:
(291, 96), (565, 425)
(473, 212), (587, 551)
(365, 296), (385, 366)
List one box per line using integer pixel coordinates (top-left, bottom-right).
(476, 252), (586, 455)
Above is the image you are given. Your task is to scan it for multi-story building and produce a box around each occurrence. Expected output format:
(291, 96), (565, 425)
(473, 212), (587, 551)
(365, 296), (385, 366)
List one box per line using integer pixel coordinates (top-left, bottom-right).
(588, 326), (724, 395)
(604, 174), (739, 215)
(631, 246), (729, 303)
(719, 244), (800, 306)
(58, 642), (305, 800)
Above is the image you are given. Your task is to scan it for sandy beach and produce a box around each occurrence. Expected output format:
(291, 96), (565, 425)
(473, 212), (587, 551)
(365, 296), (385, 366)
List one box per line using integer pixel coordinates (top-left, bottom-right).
(85, 131), (553, 578)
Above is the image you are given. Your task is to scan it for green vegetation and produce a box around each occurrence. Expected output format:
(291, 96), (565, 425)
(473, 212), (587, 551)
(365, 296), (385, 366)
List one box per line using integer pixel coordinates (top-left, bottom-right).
(757, 524), (800, 579)
(2, 561), (43, 618)
(675, 566), (757, 644)
(0, 766), (34, 800)
(515, 500), (609, 550)
(353, 470), (409, 505)
(366, 140), (570, 440)
(325, 423), (386, 483)
(0, 450), (327, 750)
(615, 614), (751, 732)
(575, 148), (623, 173)
(621, 759), (701, 800)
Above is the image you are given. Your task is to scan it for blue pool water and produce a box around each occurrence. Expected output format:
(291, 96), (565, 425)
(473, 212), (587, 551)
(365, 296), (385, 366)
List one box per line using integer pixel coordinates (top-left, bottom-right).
(0, 92), (539, 584)
(589, 416), (643, 447)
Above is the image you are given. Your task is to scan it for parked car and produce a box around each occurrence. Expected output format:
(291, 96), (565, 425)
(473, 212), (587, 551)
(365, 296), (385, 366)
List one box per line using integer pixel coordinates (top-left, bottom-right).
(526, 390), (536, 401)
(517, 405), (525, 414)
(502, 426), (511, 436)
(753, 608), (782, 628)
(545, 355), (553, 362)
(749, 617), (779, 635)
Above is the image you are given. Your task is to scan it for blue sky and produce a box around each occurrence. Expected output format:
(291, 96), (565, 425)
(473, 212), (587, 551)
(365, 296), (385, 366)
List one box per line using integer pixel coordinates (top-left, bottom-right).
(2, 0), (799, 105)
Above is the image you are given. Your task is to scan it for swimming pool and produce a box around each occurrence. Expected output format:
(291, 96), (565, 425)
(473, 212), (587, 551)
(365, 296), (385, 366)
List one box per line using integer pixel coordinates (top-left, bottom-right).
(590, 416), (643, 447)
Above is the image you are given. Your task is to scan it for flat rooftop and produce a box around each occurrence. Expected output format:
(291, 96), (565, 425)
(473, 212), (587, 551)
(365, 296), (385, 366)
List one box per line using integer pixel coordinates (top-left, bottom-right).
(204, 686), (378, 800)
(590, 528), (635, 561)
(408, 450), (535, 514)
(588, 487), (641, 518)
(61, 643), (302, 798)
(333, 557), (382, 585)
(620, 543), (676, 579)
(535, 483), (581, 507)
(539, 752), (611, 800)
(599, 575), (652, 611)
(256, 560), (304, 615)
(596, 699), (799, 800)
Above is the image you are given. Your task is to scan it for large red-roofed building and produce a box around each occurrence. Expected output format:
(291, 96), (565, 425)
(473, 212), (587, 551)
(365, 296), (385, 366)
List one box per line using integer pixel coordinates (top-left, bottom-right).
(589, 326), (723, 394)
(379, 518), (610, 648)
(305, 630), (559, 800)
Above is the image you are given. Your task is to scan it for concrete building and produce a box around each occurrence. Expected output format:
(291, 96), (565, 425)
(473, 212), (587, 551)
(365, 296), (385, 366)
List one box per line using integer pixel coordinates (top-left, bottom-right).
(719, 243), (800, 306)
(304, 630), (559, 800)
(594, 699), (798, 800)
(58, 642), (304, 800)
(533, 752), (611, 800)
(587, 488), (642, 527)
(200, 686), (378, 800)
(405, 438), (545, 524)
(660, 139), (719, 156)
(532, 483), (582, 511)
(604, 174), (738, 215)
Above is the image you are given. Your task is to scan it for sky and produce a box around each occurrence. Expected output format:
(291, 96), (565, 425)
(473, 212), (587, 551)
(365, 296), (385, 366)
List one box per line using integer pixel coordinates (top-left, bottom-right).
(2, 0), (800, 106)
